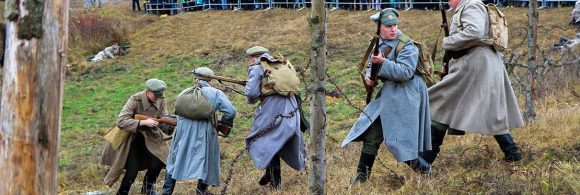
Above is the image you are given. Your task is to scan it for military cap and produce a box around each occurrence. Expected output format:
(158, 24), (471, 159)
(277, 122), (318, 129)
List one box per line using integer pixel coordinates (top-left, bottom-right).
(370, 8), (399, 26)
(246, 46), (270, 56)
(145, 78), (166, 97)
(191, 67), (215, 81)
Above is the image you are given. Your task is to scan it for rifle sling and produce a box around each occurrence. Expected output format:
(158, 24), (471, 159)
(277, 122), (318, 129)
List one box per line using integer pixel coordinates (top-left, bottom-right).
(359, 36), (380, 77)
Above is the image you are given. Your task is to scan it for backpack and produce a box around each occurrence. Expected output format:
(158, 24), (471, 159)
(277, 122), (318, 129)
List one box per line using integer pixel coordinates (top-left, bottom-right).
(175, 87), (215, 120)
(394, 34), (438, 87)
(260, 59), (301, 96)
(458, 2), (508, 52)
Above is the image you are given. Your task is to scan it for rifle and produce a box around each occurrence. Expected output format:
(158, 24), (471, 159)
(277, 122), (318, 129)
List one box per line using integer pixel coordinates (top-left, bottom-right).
(363, 11), (384, 104)
(439, 2), (452, 78)
(194, 73), (247, 86)
(135, 114), (177, 126)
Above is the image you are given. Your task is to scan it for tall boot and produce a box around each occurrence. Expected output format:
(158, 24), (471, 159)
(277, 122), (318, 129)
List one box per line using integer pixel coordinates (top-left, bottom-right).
(494, 134), (522, 162)
(196, 180), (213, 195)
(351, 152), (376, 184)
(258, 166), (272, 186)
(419, 122), (448, 164)
(404, 157), (431, 175)
(161, 173), (176, 195)
(270, 155), (282, 189)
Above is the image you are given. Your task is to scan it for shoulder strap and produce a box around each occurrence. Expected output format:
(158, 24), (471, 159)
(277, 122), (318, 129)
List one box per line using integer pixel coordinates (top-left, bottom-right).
(393, 34), (413, 59)
(132, 94), (142, 101)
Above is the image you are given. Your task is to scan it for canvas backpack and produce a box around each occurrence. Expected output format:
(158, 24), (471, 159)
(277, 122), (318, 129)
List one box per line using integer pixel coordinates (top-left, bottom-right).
(260, 59), (301, 96)
(175, 87), (215, 120)
(458, 2), (509, 52)
(394, 34), (438, 87)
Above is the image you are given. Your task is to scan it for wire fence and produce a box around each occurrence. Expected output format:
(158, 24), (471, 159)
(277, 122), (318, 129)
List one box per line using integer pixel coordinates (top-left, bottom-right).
(72, 0), (578, 14)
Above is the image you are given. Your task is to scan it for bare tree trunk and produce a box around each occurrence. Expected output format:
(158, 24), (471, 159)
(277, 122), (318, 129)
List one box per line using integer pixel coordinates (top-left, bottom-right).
(0, 0), (69, 194)
(525, 0), (538, 123)
(308, 0), (327, 194)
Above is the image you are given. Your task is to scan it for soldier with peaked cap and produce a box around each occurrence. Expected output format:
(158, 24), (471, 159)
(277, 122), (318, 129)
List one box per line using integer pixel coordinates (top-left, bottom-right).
(341, 8), (432, 184)
(161, 67), (236, 195)
(244, 45), (306, 189)
(100, 78), (171, 195)
(420, 0), (524, 165)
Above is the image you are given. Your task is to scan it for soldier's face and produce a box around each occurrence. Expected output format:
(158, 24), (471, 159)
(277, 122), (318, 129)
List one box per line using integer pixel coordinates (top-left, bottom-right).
(380, 24), (398, 40)
(146, 90), (158, 102)
(449, 0), (461, 9)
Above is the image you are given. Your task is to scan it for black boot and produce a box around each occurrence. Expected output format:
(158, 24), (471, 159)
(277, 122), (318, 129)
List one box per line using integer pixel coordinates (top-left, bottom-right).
(161, 173), (176, 195)
(351, 152), (376, 184)
(258, 166), (272, 186)
(196, 181), (213, 195)
(141, 182), (158, 195)
(419, 122), (447, 164)
(494, 134), (522, 162)
(270, 155), (281, 189)
(404, 157), (431, 175)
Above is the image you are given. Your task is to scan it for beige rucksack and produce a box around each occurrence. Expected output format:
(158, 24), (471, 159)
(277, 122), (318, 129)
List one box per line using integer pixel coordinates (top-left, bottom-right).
(394, 34), (438, 87)
(260, 59), (301, 96)
(459, 2), (508, 52)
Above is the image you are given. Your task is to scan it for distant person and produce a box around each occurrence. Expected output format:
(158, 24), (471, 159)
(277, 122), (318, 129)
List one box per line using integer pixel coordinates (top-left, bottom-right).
(88, 44), (122, 62)
(161, 67), (236, 195)
(133, 0), (142, 11)
(100, 79), (171, 195)
(421, 0), (524, 165)
(571, 0), (580, 26)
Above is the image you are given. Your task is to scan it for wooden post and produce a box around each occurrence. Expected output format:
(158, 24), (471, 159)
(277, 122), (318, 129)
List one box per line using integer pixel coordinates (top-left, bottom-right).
(308, 0), (327, 194)
(0, 0), (69, 194)
(525, 0), (538, 123)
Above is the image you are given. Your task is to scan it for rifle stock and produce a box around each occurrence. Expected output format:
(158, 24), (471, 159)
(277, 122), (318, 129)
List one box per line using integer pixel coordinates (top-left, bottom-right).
(134, 114), (177, 126)
(195, 73), (247, 86)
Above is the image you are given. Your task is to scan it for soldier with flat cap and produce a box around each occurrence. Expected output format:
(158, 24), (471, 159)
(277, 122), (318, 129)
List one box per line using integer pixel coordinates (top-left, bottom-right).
(244, 46), (306, 189)
(100, 78), (171, 195)
(341, 8), (432, 184)
(161, 67), (236, 195)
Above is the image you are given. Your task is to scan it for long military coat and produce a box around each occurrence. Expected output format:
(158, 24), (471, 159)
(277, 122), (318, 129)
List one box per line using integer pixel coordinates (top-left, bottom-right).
(244, 53), (306, 170)
(341, 30), (432, 162)
(100, 90), (170, 187)
(166, 81), (236, 186)
(428, 0), (524, 135)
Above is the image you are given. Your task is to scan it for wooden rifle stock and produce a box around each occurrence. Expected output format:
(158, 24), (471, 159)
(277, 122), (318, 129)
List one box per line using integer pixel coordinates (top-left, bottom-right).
(135, 114), (177, 126)
(195, 73), (247, 86)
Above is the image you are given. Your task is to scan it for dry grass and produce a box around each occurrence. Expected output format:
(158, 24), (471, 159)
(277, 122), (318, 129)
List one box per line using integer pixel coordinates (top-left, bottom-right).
(59, 5), (579, 194)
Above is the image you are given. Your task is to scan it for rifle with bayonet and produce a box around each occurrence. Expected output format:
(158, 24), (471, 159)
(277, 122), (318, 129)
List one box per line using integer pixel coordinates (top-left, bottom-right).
(193, 73), (247, 86)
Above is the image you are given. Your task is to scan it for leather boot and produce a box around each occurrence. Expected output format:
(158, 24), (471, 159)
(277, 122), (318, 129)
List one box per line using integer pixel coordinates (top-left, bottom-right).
(404, 157), (431, 175)
(419, 122), (447, 164)
(161, 173), (176, 195)
(351, 152), (376, 184)
(196, 181), (213, 195)
(494, 134), (522, 162)
(258, 166), (272, 186)
(270, 155), (282, 189)
(141, 182), (158, 195)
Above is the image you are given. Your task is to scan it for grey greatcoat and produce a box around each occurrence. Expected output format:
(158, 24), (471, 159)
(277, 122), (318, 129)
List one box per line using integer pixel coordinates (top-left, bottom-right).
(165, 81), (236, 186)
(341, 30), (432, 162)
(244, 53), (307, 170)
(100, 91), (170, 187)
(428, 0), (524, 135)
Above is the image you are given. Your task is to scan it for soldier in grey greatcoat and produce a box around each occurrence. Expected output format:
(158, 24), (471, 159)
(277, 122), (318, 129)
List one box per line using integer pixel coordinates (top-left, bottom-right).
(420, 0), (525, 165)
(571, 0), (580, 26)
(341, 8), (432, 184)
(161, 67), (236, 195)
(244, 46), (306, 189)
(100, 79), (171, 195)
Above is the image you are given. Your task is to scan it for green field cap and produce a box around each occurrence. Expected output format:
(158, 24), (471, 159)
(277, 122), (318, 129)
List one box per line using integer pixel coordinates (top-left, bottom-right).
(191, 67), (215, 81)
(370, 8), (399, 26)
(146, 78), (166, 97)
(246, 46), (270, 56)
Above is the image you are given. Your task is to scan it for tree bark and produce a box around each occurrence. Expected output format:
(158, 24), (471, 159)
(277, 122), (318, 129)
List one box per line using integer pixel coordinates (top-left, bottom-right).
(525, 0), (538, 123)
(0, 0), (69, 194)
(308, 0), (327, 194)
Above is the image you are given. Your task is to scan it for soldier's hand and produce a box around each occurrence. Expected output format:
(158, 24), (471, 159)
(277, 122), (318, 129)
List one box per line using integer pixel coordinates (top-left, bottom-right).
(365, 77), (377, 87)
(370, 53), (385, 65)
(140, 118), (159, 127)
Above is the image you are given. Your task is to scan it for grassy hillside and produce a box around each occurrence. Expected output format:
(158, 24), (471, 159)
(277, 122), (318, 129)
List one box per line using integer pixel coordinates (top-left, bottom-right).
(60, 5), (579, 194)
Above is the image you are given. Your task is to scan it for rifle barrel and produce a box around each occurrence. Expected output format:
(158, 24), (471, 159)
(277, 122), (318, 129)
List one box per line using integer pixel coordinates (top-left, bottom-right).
(196, 73), (247, 86)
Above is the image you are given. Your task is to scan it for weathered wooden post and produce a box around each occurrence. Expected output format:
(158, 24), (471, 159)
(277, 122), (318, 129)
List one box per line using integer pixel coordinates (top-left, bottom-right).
(0, 0), (69, 193)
